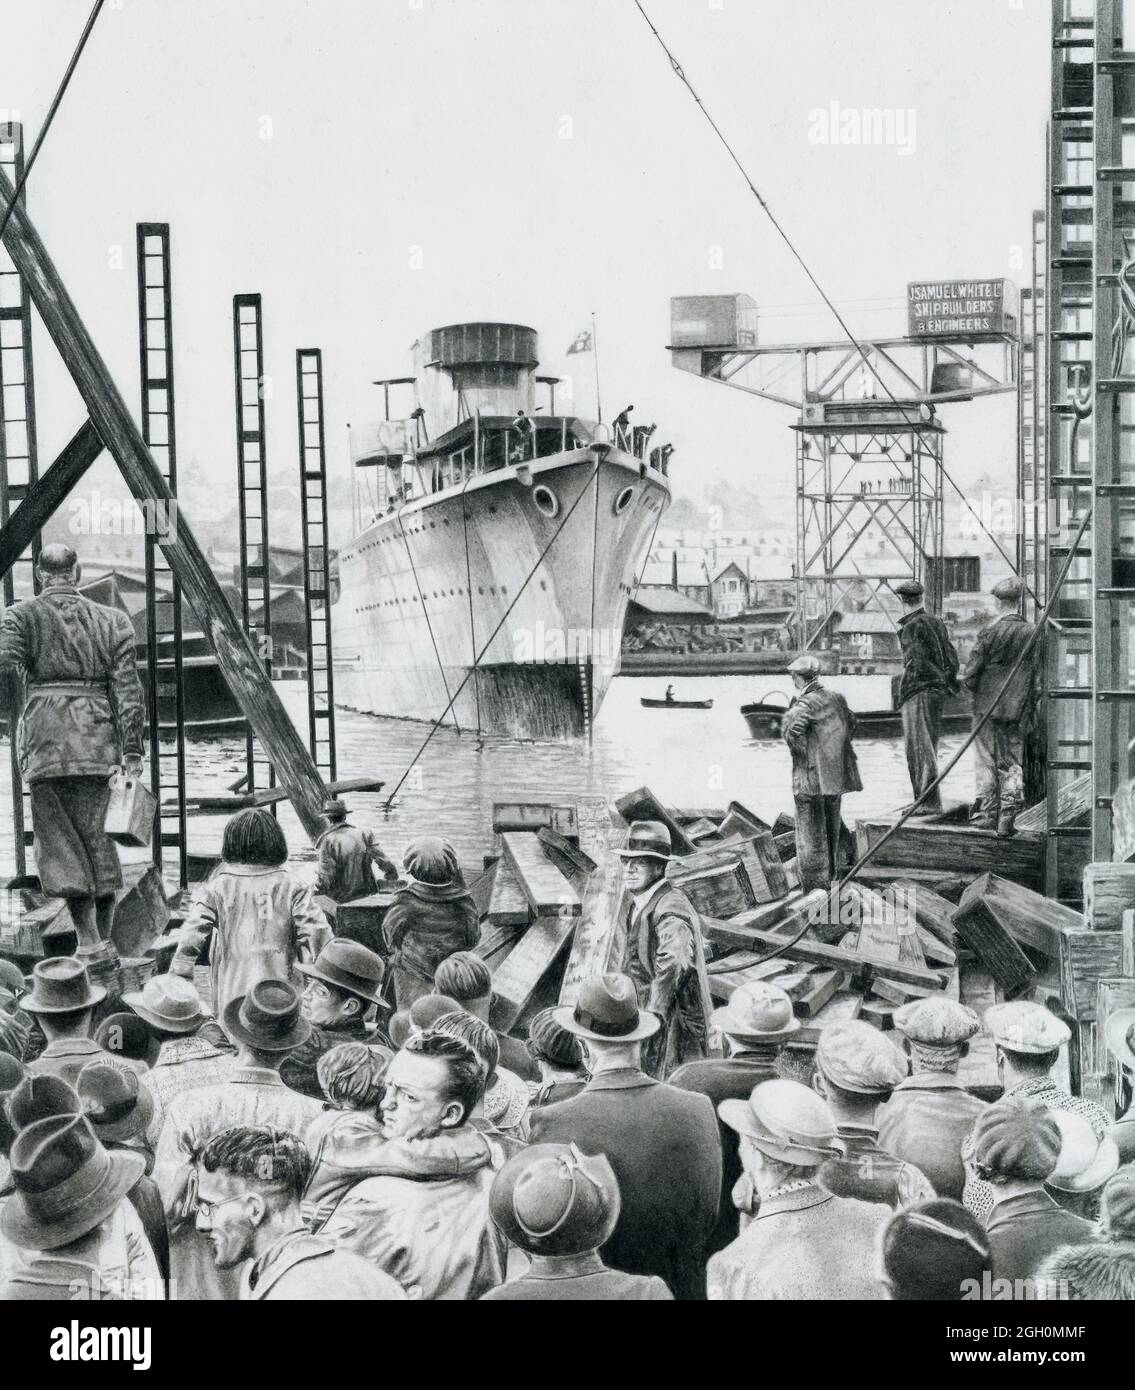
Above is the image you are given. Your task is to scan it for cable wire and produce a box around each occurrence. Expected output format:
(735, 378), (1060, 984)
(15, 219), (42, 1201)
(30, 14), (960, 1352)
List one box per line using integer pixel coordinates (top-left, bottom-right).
(632, 0), (1036, 604)
(0, 0), (106, 245)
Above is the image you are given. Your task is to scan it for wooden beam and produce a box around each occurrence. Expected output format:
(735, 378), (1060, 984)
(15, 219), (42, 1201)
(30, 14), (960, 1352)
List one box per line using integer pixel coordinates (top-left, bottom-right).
(560, 798), (628, 1006)
(854, 817), (1044, 890)
(487, 858), (531, 928)
(501, 832), (580, 917)
(614, 786), (696, 854)
(492, 803), (577, 836)
(0, 420), (103, 582)
(0, 167), (328, 838)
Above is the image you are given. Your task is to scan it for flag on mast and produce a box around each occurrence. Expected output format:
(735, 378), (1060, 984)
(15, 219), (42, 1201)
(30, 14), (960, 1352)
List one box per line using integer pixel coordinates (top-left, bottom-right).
(566, 329), (593, 355)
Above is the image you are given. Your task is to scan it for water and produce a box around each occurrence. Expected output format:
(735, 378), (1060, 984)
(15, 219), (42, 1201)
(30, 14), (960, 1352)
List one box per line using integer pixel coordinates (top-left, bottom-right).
(0, 673), (976, 879)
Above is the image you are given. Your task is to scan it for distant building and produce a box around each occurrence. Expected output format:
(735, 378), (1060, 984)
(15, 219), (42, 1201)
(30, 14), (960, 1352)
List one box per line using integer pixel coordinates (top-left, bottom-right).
(710, 561), (749, 618)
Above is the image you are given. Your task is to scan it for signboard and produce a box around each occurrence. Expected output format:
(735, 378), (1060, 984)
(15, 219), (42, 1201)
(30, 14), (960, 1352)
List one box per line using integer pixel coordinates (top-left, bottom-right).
(907, 279), (1018, 338)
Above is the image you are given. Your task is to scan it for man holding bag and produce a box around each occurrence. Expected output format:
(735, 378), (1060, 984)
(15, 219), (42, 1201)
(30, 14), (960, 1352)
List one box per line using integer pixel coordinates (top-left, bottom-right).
(0, 544), (145, 953)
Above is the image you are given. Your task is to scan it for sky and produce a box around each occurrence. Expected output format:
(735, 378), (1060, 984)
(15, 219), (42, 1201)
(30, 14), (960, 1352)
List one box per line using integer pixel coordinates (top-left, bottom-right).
(0, 0), (1050, 549)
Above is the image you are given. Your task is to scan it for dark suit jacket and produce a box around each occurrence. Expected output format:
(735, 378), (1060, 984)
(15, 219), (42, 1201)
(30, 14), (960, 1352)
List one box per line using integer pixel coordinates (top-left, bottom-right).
(528, 1068), (722, 1301)
(962, 614), (1037, 722)
(481, 1251), (672, 1300)
(669, 1052), (778, 1254)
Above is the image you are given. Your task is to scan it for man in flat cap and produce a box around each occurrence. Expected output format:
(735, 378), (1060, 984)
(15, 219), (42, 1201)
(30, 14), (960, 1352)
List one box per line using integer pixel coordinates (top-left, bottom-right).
(812, 1020), (934, 1208)
(961, 576), (1038, 837)
(617, 821), (714, 1079)
(0, 544), (145, 956)
(877, 996), (988, 1199)
(973, 1096), (1094, 1286)
(961, 1000), (1108, 1225)
(782, 655), (861, 891)
(313, 799), (399, 906)
(894, 578), (959, 815)
(707, 1079), (889, 1300)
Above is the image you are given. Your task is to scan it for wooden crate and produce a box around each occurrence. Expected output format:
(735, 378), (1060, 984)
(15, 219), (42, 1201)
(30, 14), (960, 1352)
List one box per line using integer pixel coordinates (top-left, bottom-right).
(669, 861), (755, 920)
(1059, 928), (1124, 1022)
(1084, 864), (1135, 933)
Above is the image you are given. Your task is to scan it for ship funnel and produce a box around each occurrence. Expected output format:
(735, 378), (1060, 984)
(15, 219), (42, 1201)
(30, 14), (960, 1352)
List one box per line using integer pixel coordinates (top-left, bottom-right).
(413, 322), (539, 435)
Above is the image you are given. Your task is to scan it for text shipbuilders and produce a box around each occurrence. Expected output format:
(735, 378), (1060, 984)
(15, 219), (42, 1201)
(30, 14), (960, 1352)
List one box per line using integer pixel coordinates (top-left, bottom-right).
(50, 1322), (152, 1372)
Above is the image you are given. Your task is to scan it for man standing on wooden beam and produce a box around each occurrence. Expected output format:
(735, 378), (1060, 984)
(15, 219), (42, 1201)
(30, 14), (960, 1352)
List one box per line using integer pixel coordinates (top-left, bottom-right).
(782, 654), (861, 891)
(962, 576), (1037, 838)
(894, 577), (959, 817)
(0, 544), (145, 957)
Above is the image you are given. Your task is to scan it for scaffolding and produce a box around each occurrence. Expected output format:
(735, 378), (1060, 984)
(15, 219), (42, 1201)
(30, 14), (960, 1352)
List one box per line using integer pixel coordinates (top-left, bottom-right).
(669, 327), (1018, 646)
(232, 292), (275, 801)
(295, 348), (336, 783)
(0, 123), (40, 879)
(1044, 0), (1135, 898)
(137, 223), (188, 887)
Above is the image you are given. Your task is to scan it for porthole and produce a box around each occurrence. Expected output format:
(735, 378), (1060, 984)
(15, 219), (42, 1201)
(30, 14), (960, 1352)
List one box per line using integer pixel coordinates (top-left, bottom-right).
(613, 486), (634, 516)
(533, 485), (559, 518)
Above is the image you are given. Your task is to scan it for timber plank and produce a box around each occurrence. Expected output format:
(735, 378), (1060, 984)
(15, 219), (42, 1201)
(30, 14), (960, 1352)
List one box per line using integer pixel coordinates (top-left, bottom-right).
(490, 911), (577, 1031)
(501, 832), (580, 917)
(888, 880), (959, 949)
(793, 969), (845, 1018)
(614, 787), (696, 854)
(487, 858), (531, 928)
(957, 966), (1004, 1100)
(536, 828), (597, 883)
(493, 803), (578, 836)
(1059, 929), (1124, 1022)
(1083, 864), (1135, 933)
(953, 876), (1042, 994)
(560, 799), (628, 1006)
(1016, 773), (1091, 833)
(854, 818), (1044, 890)
(963, 874), (1082, 959)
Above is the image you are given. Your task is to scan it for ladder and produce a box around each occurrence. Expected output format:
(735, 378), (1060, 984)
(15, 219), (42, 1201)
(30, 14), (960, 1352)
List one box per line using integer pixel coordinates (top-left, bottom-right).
(0, 123), (40, 879)
(137, 223), (188, 887)
(295, 349), (336, 783)
(232, 293), (275, 803)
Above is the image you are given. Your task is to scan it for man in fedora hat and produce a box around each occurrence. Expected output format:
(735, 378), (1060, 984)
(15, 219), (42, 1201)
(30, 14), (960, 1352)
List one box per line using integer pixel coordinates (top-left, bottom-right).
(22, 957), (120, 1086)
(153, 980), (321, 1301)
(894, 577), (960, 816)
(529, 972), (721, 1300)
(0, 543), (146, 957)
(617, 820), (714, 1078)
(483, 1143), (672, 1300)
(877, 996), (988, 1200)
(122, 974), (234, 1137)
(314, 798), (399, 905)
(1104, 1006), (1135, 1164)
(194, 1125), (404, 1300)
(961, 1000), (1108, 1225)
(75, 1061), (169, 1285)
(962, 575), (1039, 837)
(812, 1020), (934, 1209)
(383, 838), (480, 1010)
(0, 1112), (162, 1300)
(280, 939), (390, 1099)
(782, 655), (861, 891)
(707, 1079), (889, 1301)
(321, 1029), (507, 1299)
(671, 981), (800, 1254)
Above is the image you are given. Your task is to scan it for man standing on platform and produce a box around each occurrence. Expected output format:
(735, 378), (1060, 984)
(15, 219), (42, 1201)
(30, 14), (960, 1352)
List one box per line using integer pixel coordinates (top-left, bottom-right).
(313, 799), (399, 905)
(894, 578), (959, 815)
(0, 544), (145, 957)
(962, 576), (1038, 838)
(782, 655), (861, 891)
(617, 821), (713, 1078)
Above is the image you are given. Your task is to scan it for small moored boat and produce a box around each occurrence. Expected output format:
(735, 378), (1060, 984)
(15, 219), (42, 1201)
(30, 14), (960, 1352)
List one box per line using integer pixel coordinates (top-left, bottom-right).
(741, 689), (971, 740)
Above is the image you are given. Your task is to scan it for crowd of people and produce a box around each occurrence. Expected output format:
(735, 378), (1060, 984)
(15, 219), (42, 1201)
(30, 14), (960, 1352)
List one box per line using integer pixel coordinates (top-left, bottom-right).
(1, 795), (1134, 1301)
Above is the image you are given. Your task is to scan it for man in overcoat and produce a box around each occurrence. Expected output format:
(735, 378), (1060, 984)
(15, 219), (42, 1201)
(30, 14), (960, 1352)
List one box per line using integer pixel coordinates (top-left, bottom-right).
(617, 820), (714, 1078)
(529, 973), (721, 1300)
(0, 544), (145, 953)
(962, 576), (1038, 837)
(781, 655), (861, 890)
(894, 577), (959, 814)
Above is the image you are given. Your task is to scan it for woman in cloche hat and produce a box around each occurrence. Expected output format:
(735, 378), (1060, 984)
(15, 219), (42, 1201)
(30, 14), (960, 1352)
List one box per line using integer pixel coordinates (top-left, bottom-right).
(382, 838), (480, 1010)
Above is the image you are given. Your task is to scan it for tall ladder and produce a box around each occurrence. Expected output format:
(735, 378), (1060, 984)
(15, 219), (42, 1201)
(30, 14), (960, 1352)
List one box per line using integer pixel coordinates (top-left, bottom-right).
(1090, 0), (1135, 861)
(0, 123), (40, 879)
(232, 293), (275, 803)
(295, 349), (336, 783)
(1045, 0), (1096, 899)
(137, 223), (188, 887)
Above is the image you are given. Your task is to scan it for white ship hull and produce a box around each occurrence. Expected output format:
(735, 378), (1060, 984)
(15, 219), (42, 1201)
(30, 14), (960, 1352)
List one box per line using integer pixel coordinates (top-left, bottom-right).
(334, 447), (669, 738)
